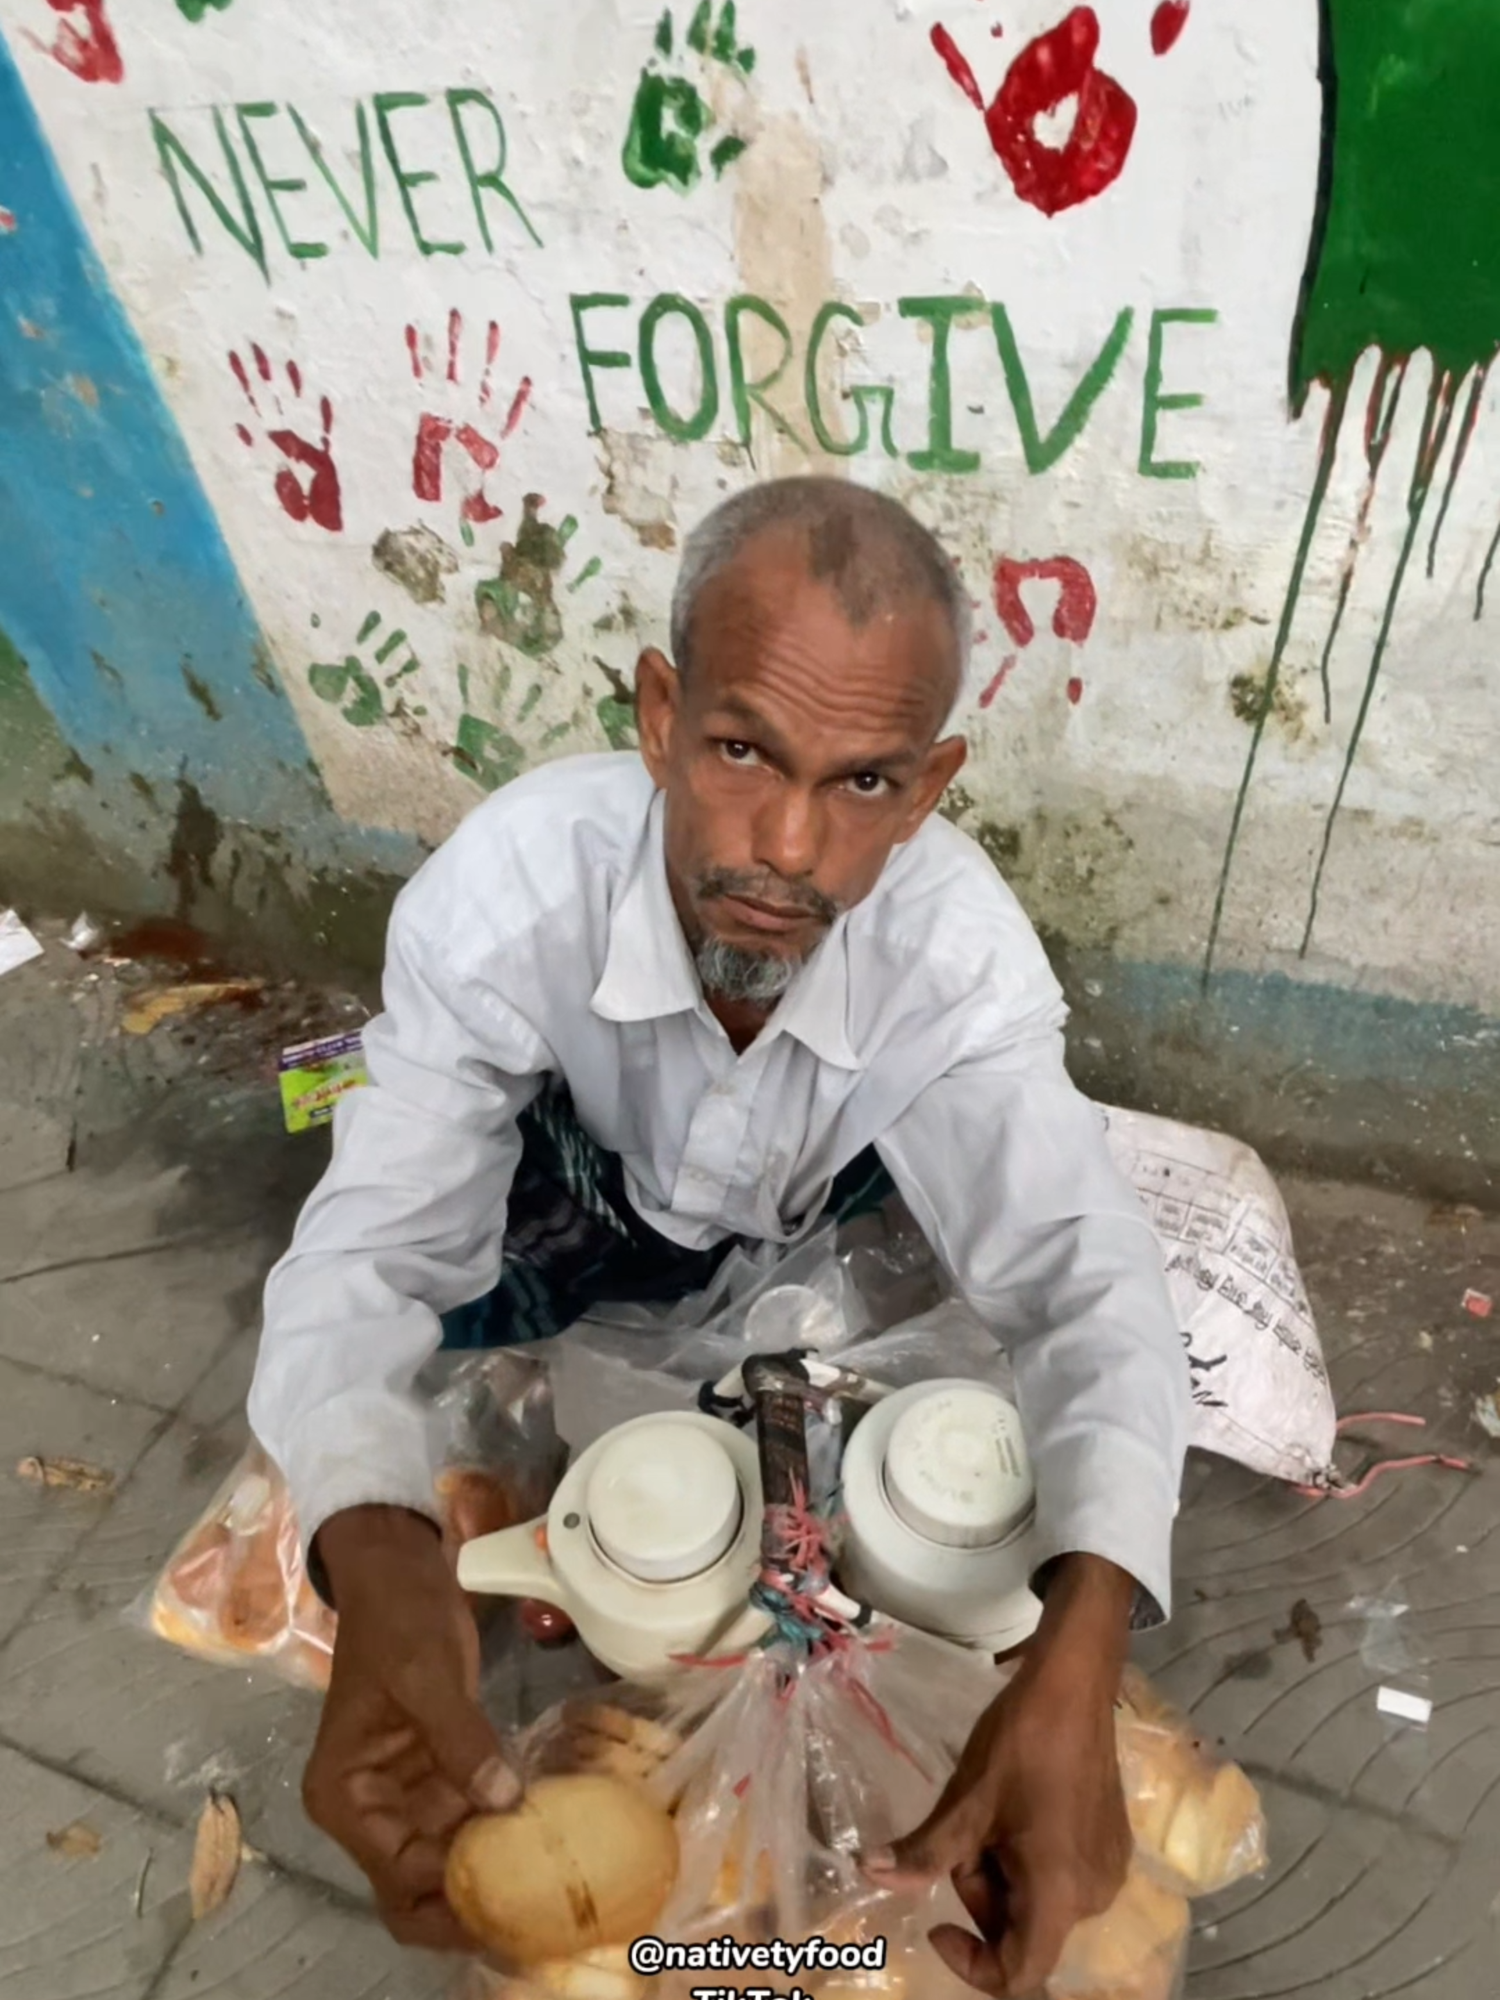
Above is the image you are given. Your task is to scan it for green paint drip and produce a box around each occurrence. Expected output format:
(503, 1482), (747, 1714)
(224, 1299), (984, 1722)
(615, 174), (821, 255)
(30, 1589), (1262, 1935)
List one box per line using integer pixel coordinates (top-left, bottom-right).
(1294, 0), (1500, 405)
(1300, 371), (1460, 955)
(569, 556), (603, 594)
(1203, 379), (1350, 986)
(1474, 514), (1500, 620)
(1426, 361), (1489, 578)
(1317, 356), (1407, 724)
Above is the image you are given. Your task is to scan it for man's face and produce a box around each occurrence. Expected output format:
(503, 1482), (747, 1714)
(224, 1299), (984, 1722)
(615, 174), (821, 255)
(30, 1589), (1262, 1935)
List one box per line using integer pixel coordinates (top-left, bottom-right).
(636, 532), (967, 999)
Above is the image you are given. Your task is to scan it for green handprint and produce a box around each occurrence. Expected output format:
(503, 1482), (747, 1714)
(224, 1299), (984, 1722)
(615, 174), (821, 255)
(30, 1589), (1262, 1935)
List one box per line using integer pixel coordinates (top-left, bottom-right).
(308, 610), (422, 730)
(623, 2), (757, 195)
(452, 661), (569, 792)
(475, 495), (576, 659)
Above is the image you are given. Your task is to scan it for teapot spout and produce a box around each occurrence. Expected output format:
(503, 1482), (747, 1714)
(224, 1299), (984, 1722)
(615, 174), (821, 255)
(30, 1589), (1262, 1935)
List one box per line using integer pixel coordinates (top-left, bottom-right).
(457, 1517), (568, 1608)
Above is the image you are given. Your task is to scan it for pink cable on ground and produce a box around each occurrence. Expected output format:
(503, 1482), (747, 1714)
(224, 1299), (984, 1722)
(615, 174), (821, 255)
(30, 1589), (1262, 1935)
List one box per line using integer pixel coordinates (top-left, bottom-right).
(1294, 1412), (1473, 1501)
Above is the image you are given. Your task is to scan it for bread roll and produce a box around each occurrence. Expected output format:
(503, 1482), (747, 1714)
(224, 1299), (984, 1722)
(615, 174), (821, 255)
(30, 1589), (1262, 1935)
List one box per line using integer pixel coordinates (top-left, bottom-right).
(1119, 1684), (1265, 1894)
(447, 1776), (679, 1965)
(559, 1704), (682, 1787)
(1157, 1759), (1264, 1893)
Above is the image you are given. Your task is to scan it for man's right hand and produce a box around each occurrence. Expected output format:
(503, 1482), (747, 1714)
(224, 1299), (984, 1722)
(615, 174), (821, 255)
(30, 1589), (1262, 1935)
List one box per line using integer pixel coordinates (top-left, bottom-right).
(307, 1505), (523, 1951)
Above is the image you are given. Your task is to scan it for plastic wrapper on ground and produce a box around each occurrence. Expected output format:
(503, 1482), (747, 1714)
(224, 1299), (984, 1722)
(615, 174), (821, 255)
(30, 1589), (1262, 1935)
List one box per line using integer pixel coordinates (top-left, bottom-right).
(132, 1350), (566, 1689)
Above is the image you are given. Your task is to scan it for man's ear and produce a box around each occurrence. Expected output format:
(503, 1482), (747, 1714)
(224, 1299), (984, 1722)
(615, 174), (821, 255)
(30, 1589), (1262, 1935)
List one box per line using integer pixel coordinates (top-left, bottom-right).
(634, 648), (680, 787)
(900, 734), (969, 838)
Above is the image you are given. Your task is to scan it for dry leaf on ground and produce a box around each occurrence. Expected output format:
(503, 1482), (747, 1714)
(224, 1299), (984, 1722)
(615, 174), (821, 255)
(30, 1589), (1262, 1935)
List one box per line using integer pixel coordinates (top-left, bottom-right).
(189, 1793), (242, 1920)
(17, 1455), (115, 1494)
(46, 1822), (102, 1858)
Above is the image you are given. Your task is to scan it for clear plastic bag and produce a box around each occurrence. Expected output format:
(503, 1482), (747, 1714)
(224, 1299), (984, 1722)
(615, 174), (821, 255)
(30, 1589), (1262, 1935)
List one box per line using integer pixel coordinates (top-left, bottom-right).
(134, 1350), (567, 1689)
(445, 1639), (1261, 2000)
(1115, 1667), (1268, 1898)
(1048, 1862), (1190, 2000)
(451, 1624), (1000, 2000)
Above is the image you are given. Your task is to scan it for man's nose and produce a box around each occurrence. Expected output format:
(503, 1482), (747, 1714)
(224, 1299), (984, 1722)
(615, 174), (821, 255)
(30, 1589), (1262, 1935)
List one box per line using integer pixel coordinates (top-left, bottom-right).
(754, 783), (823, 887)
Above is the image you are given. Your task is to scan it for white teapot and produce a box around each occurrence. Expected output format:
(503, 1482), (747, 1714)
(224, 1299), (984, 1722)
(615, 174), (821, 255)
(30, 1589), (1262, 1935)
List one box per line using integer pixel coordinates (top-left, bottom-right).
(837, 1378), (1043, 1654)
(456, 1410), (773, 1679)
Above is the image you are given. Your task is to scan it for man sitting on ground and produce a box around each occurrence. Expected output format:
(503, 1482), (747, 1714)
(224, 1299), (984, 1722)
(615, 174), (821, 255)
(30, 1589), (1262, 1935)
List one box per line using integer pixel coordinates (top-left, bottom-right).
(250, 476), (1189, 1995)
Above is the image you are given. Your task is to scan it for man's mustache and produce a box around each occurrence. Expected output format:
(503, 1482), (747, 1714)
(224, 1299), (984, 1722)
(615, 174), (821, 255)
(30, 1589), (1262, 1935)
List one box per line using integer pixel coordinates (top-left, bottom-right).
(696, 868), (841, 925)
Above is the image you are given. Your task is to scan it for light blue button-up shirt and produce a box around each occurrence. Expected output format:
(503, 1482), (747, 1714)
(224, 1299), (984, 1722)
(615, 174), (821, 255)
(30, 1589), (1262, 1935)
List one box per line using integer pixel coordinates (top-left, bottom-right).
(250, 754), (1189, 1620)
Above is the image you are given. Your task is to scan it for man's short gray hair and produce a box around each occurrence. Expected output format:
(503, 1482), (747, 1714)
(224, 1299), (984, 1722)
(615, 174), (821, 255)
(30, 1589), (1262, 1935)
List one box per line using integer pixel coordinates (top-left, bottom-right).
(670, 477), (973, 685)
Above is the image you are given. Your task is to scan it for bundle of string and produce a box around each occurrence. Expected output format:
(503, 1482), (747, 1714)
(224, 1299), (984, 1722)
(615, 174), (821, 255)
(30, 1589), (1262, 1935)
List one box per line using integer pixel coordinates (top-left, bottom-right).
(672, 1480), (925, 1773)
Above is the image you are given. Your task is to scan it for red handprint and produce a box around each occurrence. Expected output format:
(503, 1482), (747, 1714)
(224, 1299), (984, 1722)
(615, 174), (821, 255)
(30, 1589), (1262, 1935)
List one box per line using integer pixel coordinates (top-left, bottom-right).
(406, 310), (532, 539)
(980, 556), (1098, 707)
(29, 0), (123, 84)
(932, 4), (1189, 217)
(228, 347), (343, 534)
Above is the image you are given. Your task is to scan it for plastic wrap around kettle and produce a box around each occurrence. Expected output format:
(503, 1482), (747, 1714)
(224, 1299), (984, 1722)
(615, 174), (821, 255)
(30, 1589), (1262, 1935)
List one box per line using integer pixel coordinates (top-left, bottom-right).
(544, 1223), (1012, 1459)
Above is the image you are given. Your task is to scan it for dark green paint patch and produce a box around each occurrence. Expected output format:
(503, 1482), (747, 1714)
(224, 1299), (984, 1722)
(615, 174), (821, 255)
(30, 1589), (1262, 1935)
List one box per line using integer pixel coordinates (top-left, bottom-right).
(182, 662), (223, 721)
(1229, 667), (1305, 737)
(1295, 0), (1500, 401)
(0, 626), (84, 788)
(452, 714), (526, 791)
(974, 820), (1023, 872)
(250, 643), (282, 696)
(166, 776), (223, 918)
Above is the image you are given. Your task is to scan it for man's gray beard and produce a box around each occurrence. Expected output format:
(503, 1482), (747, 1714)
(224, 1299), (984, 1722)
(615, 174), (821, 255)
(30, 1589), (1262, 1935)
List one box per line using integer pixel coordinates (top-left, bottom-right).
(694, 935), (799, 1006)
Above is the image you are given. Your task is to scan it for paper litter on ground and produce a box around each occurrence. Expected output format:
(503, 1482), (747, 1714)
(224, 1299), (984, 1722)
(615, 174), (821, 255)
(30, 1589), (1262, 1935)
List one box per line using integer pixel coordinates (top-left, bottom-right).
(1377, 1686), (1433, 1727)
(0, 910), (43, 978)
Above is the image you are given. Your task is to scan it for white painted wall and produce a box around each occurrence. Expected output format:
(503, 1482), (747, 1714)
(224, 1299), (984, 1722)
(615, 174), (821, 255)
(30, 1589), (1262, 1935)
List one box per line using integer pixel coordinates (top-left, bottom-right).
(5, 0), (1499, 1009)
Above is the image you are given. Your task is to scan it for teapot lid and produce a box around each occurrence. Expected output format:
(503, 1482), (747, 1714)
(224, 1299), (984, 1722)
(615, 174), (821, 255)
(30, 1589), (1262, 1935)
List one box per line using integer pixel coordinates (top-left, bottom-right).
(586, 1420), (744, 1583)
(883, 1384), (1033, 1550)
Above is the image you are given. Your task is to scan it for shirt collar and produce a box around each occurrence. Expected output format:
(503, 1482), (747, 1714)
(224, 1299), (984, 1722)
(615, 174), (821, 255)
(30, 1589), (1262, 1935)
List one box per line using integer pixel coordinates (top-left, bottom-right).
(591, 791), (865, 1071)
(590, 790), (702, 1024)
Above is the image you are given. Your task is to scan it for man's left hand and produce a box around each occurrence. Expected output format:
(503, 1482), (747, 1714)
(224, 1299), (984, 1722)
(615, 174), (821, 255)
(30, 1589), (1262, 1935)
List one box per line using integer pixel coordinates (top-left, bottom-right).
(863, 1555), (1135, 1998)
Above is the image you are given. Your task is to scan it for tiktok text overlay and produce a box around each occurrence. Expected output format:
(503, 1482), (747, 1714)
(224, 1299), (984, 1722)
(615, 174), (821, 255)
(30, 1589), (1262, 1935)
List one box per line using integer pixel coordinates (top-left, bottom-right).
(628, 1936), (888, 1979)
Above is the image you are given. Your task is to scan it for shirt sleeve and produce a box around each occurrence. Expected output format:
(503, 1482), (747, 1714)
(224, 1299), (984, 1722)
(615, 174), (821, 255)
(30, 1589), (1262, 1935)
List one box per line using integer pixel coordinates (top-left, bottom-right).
(247, 898), (553, 1556)
(875, 1025), (1190, 1627)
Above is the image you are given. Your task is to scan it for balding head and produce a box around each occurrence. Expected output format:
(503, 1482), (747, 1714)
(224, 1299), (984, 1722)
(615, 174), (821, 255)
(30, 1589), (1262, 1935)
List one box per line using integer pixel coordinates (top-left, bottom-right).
(671, 478), (969, 717)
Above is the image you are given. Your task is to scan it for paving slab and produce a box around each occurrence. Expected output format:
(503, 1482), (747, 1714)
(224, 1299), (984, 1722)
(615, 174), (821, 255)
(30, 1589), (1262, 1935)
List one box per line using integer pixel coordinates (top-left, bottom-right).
(0, 1353), (165, 1649)
(152, 1867), (455, 2000)
(0, 1740), (195, 2000)
(0, 1345), (369, 1905)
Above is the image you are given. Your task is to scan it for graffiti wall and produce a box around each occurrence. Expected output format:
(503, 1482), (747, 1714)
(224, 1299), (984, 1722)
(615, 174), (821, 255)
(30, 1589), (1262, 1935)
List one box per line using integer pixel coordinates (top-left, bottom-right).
(2, 1), (1499, 1175)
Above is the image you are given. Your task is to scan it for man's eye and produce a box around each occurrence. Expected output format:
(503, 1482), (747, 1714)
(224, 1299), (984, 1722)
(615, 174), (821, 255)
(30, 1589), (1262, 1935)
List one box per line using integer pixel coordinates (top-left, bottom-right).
(846, 772), (890, 797)
(720, 741), (759, 765)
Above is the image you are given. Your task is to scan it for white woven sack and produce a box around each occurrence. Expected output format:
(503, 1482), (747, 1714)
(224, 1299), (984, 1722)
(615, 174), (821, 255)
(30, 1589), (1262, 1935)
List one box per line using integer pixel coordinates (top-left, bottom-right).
(1100, 1105), (1337, 1487)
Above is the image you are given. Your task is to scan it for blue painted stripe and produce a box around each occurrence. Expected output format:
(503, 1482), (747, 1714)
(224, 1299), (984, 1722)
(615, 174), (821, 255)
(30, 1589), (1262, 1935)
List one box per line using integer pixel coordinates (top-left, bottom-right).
(0, 32), (401, 869)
